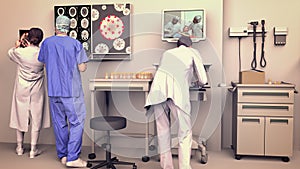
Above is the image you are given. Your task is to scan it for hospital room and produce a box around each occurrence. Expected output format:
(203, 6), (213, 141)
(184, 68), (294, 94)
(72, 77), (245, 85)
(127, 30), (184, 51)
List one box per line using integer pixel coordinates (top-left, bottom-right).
(1, 0), (300, 168)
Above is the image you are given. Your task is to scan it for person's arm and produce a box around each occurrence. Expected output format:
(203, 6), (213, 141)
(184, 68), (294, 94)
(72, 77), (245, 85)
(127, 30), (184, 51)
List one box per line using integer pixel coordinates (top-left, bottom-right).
(8, 33), (30, 63)
(8, 45), (22, 64)
(192, 49), (208, 86)
(76, 46), (89, 72)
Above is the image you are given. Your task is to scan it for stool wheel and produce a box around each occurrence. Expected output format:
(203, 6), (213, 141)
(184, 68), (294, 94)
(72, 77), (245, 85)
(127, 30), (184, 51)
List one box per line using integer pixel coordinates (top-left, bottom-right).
(87, 162), (93, 168)
(142, 156), (150, 162)
(88, 153), (96, 159)
(149, 145), (156, 151)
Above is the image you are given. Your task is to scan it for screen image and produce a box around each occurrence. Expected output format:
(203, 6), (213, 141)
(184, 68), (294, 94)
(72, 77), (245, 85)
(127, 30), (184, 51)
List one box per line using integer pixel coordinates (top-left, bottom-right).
(54, 5), (92, 56)
(54, 3), (131, 60)
(91, 3), (131, 60)
(162, 9), (206, 42)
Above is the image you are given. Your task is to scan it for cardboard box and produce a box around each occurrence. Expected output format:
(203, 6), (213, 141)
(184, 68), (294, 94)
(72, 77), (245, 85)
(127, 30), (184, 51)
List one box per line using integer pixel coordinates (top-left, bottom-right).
(239, 70), (265, 84)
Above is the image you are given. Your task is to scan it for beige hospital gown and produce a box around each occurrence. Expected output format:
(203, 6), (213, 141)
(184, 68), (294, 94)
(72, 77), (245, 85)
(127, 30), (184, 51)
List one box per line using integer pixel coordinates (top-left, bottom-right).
(8, 46), (50, 132)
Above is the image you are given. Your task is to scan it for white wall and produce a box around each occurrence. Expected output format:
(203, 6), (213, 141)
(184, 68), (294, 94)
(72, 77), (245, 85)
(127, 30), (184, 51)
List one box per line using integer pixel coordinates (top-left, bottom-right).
(222, 0), (300, 150)
(2, 0), (300, 153)
(0, 0), (223, 151)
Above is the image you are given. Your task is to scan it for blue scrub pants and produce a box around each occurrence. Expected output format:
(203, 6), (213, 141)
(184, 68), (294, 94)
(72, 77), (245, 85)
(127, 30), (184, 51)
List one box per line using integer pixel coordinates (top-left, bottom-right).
(49, 93), (86, 162)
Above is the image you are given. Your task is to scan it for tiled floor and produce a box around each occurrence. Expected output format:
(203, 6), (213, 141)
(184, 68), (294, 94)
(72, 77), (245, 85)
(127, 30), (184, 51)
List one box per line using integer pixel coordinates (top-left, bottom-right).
(1, 142), (299, 169)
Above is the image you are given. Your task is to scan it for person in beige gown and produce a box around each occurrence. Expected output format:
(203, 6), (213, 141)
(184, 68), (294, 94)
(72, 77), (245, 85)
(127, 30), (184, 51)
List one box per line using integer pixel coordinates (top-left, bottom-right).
(8, 28), (50, 158)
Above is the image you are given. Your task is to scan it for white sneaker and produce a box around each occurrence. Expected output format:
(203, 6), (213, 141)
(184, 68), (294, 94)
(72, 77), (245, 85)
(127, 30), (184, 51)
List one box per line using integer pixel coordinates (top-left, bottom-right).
(61, 157), (67, 165)
(66, 158), (87, 168)
(29, 149), (42, 158)
(16, 147), (24, 156)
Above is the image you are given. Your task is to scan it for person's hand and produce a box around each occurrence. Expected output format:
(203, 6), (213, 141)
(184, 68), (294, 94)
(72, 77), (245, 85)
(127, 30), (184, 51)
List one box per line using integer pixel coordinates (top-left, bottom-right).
(15, 39), (22, 48)
(21, 38), (29, 47)
(78, 63), (87, 72)
(191, 81), (205, 88)
(16, 33), (29, 48)
(164, 29), (171, 33)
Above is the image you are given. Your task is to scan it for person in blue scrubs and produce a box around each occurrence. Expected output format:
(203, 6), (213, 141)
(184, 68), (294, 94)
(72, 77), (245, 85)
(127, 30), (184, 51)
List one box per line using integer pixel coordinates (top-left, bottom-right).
(38, 15), (88, 168)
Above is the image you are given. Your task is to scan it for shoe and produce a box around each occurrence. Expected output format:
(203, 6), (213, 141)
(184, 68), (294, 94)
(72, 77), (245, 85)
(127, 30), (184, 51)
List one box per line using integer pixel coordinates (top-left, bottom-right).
(61, 157), (67, 165)
(66, 158), (87, 168)
(29, 149), (42, 158)
(16, 147), (24, 156)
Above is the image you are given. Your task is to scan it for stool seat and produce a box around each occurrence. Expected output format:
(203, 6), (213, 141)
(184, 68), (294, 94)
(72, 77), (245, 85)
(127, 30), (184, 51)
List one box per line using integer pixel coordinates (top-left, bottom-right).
(90, 116), (126, 131)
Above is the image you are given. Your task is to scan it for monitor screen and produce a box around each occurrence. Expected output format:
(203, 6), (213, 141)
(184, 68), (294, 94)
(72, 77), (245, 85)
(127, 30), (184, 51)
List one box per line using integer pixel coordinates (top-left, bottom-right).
(162, 8), (206, 43)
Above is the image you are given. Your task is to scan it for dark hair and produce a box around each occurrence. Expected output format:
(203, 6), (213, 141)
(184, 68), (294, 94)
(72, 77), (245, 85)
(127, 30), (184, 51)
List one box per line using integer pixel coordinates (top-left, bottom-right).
(177, 35), (192, 47)
(27, 28), (44, 46)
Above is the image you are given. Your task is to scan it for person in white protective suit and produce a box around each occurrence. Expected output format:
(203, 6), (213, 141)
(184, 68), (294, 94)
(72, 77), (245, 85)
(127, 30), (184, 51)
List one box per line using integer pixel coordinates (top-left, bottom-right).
(164, 16), (182, 38)
(188, 15), (203, 38)
(145, 35), (207, 169)
(8, 27), (50, 158)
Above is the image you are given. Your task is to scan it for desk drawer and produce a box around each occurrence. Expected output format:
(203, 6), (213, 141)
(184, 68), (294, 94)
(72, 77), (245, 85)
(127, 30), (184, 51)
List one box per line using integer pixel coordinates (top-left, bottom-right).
(237, 88), (294, 103)
(237, 103), (293, 116)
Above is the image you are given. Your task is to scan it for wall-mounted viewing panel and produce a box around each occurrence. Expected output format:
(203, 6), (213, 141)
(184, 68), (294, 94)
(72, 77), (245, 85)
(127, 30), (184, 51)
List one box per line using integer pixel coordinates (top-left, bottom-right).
(54, 5), (92, 56)
(54, 3), (131, 61)
(162, 8), (206, 43)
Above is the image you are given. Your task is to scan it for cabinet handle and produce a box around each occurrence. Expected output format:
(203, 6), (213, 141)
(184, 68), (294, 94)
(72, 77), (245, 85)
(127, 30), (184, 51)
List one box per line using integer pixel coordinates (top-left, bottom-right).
(242, 105), (289, 110)
(242, 92), (289, 97)
(242, 118), (260, 123)
(270, 119), (288, 124)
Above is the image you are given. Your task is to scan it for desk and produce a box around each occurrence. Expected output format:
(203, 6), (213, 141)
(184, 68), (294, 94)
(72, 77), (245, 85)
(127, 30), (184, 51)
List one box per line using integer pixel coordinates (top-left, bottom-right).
(89, 78), (153, 161)
(89, 78), (208, 161)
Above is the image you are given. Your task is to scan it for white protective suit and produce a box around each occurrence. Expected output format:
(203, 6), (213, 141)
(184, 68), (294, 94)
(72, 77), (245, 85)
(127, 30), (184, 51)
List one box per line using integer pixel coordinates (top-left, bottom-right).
(189, 22), (203, 38)
(164, 21), (181, 38)
(145, 45), (207, 169)
(8, 46), (50, 132)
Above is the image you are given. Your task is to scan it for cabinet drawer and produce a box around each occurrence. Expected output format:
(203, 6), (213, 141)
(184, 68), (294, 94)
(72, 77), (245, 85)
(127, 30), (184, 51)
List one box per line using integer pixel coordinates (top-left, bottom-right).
(237, 103), (293, 116)
(237, 88), (294, 103)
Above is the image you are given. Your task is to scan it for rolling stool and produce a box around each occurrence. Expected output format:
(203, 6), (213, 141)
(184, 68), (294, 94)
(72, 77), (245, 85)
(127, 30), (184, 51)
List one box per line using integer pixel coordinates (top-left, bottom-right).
(87, 116), (137, 169)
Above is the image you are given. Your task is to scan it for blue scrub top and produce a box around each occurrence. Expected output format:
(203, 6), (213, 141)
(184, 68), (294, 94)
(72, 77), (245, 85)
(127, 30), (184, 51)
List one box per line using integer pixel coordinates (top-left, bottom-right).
(38, 36), (88, 97)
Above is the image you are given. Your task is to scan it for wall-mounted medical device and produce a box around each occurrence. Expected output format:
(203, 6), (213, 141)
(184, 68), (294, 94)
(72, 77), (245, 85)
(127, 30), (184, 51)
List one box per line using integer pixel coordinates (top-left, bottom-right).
(228, 25), (267, 38)
(228, 20), (268, 73)
(228, 27), (248, 37)
(273, 27), (288, 46)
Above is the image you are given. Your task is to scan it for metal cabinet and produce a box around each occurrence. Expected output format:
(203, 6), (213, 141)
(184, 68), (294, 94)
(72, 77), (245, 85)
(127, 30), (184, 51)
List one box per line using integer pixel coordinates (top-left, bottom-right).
(231, 83), (295, 162)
